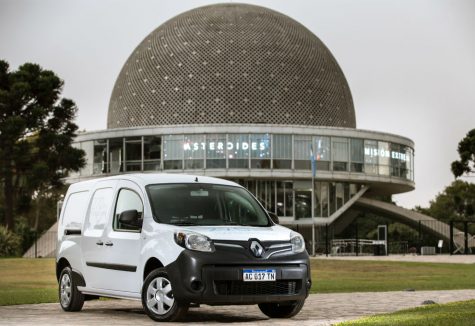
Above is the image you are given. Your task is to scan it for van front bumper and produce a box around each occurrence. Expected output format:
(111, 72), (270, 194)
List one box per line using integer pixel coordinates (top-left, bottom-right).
(165, 247), (311, 305)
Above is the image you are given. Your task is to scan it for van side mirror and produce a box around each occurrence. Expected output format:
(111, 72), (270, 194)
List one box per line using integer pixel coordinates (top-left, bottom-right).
(268, 211), (279, 224)
(119, 209), (143, 228)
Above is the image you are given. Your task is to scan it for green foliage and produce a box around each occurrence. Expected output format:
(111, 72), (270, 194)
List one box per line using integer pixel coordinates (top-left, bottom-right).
(416, 180), (475, 223)
(339, 300), (475, 326)
(0, 226), (22, 257)
(0, 60), (85, 229)
(452, 129), (475, 178)
(13, 217), (36, 254)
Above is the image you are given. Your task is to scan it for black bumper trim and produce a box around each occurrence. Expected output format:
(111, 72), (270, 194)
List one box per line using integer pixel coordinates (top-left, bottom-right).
(165, 249), (310, 305)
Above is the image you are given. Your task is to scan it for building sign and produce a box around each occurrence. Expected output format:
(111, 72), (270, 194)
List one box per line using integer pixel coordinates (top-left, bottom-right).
(184, 141), (266, 152)
(364, 147), (409, 162)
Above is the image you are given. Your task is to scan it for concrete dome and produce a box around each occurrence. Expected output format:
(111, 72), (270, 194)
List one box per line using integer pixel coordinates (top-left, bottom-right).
(107, 3), (356, 129)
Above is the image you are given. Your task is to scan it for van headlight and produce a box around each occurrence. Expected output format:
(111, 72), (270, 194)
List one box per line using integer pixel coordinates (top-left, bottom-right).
(174, 231), (215, 252)
(290, 232), (305, 253)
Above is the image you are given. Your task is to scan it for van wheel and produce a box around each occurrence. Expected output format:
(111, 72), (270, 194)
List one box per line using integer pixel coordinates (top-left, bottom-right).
(142, 268), (189, 322)
(258, 300), (305, 318)
(59, 266), (84, 311)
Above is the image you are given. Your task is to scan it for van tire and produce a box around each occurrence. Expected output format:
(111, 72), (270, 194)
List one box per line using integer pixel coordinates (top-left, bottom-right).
(142, 268), (189, 322)
(258, 300), (305, 318)
(59, 266), (85, 312)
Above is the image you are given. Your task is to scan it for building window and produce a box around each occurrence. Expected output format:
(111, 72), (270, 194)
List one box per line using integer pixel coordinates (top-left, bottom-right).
(206, 134), (226, 168)
(256, 180), (274, 211)
(109, 138), (123, 173)
(321, 182), (329, 217)
(143, 136), (161, 171)
(294, 135), (312, 170)
(364, 140), (378, 174)
(390, 143), (401, 177)
(184, 135), (204, 169)
(378, 141), (390, 176)
(272, 134), (292, 169)
(163, 135), (183, 169)
(276, 181), (293, 217)
(315, 136), (331, 171)
(250, 134), (271, 168)
(228, 134), (249, 168)
(332, 137), (348, 171)
(406, 147), (414, 181)
(350, 138), (364, 172)
(125, 137), (142, 171)
(93, 139), (107, 174)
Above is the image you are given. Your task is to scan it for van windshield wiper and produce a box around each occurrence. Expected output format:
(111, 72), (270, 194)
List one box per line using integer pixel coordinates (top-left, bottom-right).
(170, 221), (199, 226)
(225, 221), (256, 226)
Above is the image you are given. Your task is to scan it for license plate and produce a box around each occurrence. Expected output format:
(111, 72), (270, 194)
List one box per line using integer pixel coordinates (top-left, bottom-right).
(243, 269), (276, 282)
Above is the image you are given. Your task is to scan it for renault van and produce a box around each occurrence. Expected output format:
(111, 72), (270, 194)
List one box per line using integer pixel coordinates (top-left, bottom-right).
(56, 174), (310, 321)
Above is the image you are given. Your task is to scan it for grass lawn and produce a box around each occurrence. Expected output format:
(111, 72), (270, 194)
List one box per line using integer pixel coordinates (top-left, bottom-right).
(1, 258), (475, 305)
(309, 259), (475, 293)
(0, 258), (57, 306)
(338, 300), (475, 326)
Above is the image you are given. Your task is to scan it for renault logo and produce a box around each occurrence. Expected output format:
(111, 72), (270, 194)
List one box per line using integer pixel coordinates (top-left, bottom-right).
(250, 240), (264, 258)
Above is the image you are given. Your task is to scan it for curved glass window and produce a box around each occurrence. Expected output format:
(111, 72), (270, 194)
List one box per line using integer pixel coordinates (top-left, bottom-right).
(250, 134), (270, 169)
(273, 134), (292, 169)
(206, 134), (226, 168)
(332, 137), (348, 171)
(350, 138), (364, 172)
(125, 137), (142, 171)
(184, 135), (204, 169)
(80, 133), (415, 182)
(378, 141), (390, 176)
(228, 134), (250, 168)
(163, 135), (184, 169)
(144, 136), (161, 171)
(315, 136), (331, 171)
(294, 135), (312, 170)
(364, 140), (378, 174)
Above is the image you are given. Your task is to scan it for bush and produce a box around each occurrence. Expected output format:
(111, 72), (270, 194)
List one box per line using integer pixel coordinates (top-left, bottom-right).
(14, 217), (36, 253)
(0, 226), (22, 257)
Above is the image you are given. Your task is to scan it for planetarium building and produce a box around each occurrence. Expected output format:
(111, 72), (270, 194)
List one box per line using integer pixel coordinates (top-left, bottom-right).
(69, 3), (415, 230)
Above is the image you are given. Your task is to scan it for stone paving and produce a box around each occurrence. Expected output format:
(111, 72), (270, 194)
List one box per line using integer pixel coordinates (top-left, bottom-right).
(1, 289), (474, 326)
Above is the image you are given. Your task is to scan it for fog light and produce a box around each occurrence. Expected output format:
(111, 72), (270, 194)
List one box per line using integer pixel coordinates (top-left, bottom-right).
(190, 280), (203, 291)
(306, 280), (312, 289)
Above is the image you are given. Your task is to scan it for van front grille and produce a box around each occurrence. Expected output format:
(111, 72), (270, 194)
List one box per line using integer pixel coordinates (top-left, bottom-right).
(214, 280), (300, 296)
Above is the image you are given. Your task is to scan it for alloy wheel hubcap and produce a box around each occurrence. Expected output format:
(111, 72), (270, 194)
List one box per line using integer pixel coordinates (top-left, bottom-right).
(146, 277), (174, 315)
(60, 274), (72, 306)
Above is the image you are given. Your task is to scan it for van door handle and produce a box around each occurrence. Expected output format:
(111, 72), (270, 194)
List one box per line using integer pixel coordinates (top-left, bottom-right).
(105, 241), (114, 246)
(96, 241), (103, 246)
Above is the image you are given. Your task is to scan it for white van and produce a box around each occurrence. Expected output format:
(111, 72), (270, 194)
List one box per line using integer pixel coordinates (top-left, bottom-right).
(56, 174), (310, 321)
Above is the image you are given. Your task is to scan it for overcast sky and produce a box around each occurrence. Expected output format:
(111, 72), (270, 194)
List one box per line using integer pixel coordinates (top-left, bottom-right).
(1, 0), (474, 209)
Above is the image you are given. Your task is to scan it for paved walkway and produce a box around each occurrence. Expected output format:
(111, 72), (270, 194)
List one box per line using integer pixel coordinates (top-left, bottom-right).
(1, 289), (474, 326)
(314, 254), (475, 264)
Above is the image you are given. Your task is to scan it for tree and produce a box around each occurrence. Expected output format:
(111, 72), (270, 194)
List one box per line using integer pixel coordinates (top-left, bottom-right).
(451, 129), (475, 178)
(0, 60), (85, 230)
(416, 180), (475, 223)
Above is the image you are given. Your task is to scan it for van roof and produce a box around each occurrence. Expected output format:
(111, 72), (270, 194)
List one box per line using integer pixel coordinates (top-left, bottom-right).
(67, 173), (240, 192)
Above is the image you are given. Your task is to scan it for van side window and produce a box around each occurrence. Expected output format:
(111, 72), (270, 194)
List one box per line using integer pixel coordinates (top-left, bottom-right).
(62, 191), (89, 230)
(114, 189), (143, 232)
(87, 188), (114, 231)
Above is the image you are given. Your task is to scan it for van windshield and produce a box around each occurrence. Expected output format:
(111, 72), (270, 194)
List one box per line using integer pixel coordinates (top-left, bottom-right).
(146, 183), (271, 227)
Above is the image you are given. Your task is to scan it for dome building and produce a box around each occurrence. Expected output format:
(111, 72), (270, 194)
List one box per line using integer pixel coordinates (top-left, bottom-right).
(70, 3), (420, 245)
